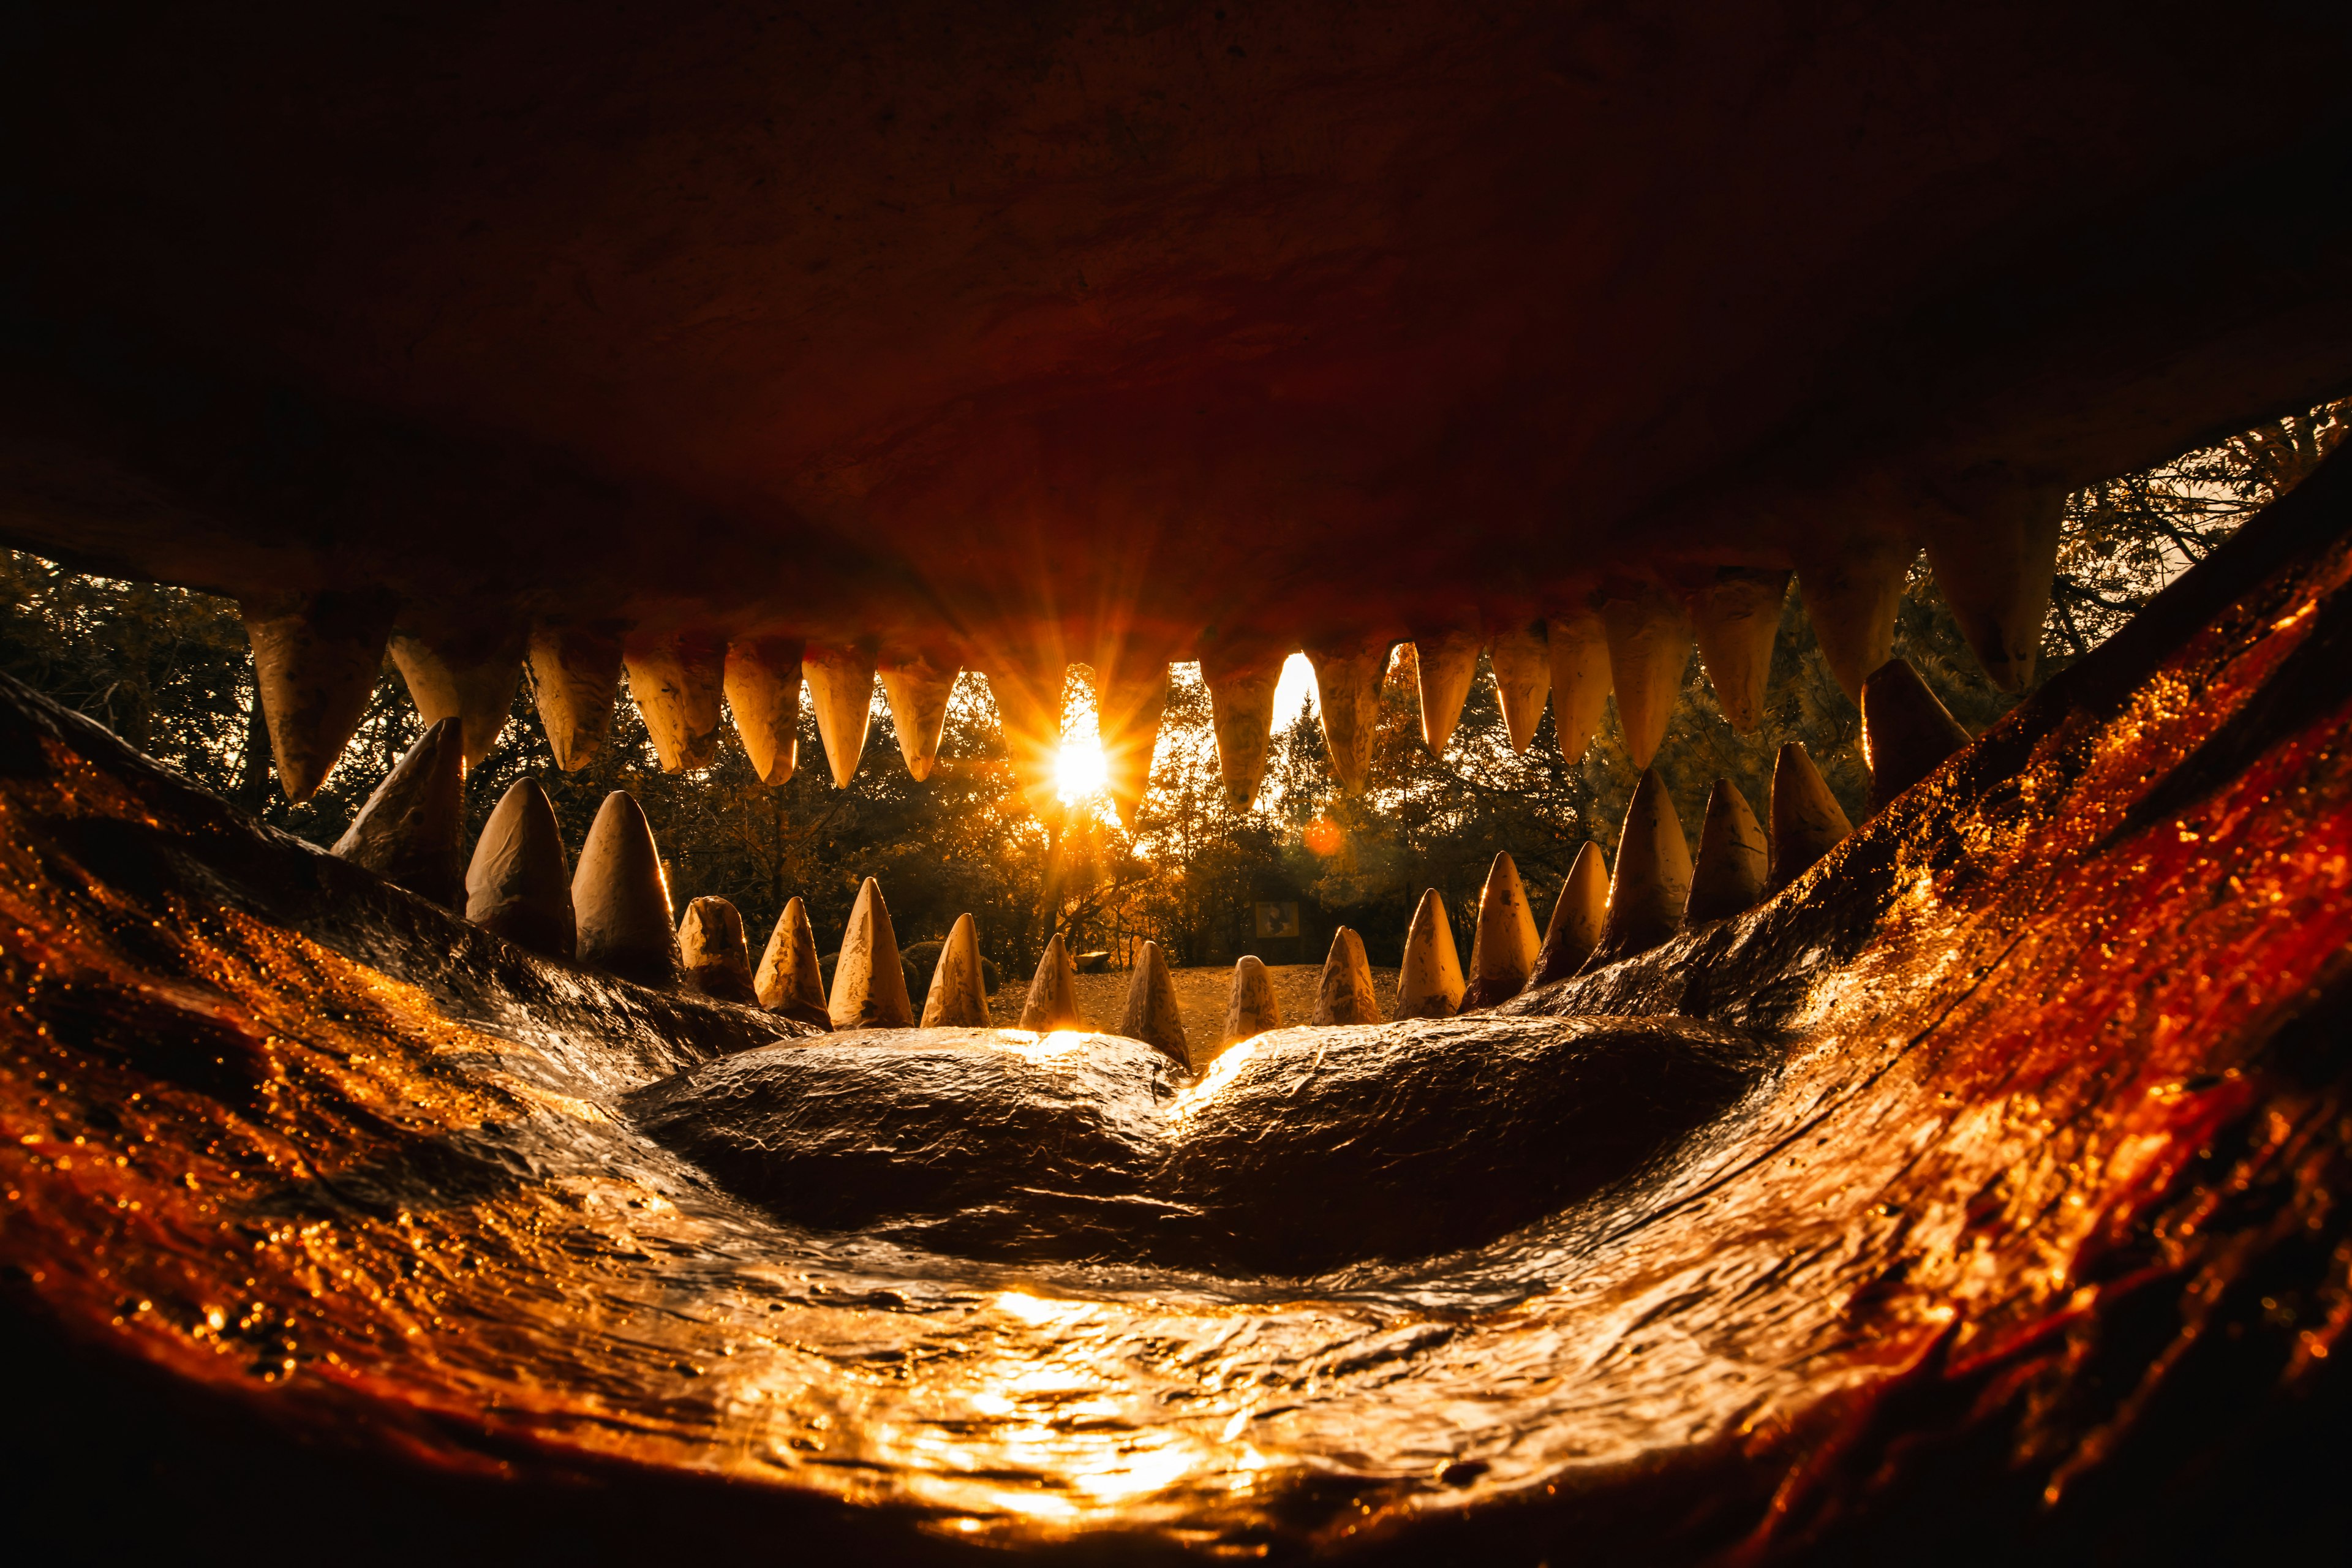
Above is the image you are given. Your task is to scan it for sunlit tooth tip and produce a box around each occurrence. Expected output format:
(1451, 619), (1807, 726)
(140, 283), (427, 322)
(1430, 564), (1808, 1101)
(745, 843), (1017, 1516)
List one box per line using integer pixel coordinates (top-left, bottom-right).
(725, 636), (805, 787)
(829, 875), (914, 1028)
(1119, 939), (1189, 1066)
(1544, 606), (1611, 763)
(1223, 953), (1280, 1044)
(388, 620), (524, 772)
(240, 587), (397, 803)
(1526, 839), (1608, 988)
(1311, 926), (1382, 1025)
(1486, 620), (1551, 755)
(804, 643), (880, 790)
(1597, 578), (1695, 771)
(1304, 635), (1391, 796)
(624, 632), (728, 774)
(331, 716), (466, 908)
(987, 658), (1068, 816)
(464, 777), (575, 959)
(678, 895), (760, 1005)
(1797, 533), (1917, 704)
(1684, 778), (1768, 925)
(1581, 766), (1692, 970)
(879, 646), (960, 783)
(1093, 660), (1171, 826)
(1686, 567), (1790, 733)
(1199, 649), (1284, 812)
(1459, 851), (1540, 1011)
(1410, 626), (1482, 755)
(528, 620), (625, 772)
(1019, 932), (1083, 1030)
(1392, 888), (1464, 1020)
(1861, 657), (1973, 813)
(1924, 480), (2064, 692)
(1769, 741), (1853, 891)
(755, 896), (830, 1025)
(920, 912), (993, 1028)
(571, 791), (681, 987)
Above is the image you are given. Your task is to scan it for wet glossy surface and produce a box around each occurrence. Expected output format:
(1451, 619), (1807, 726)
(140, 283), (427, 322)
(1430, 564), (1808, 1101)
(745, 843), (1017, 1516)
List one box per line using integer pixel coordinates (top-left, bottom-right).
(6, 467), (2352, 1558)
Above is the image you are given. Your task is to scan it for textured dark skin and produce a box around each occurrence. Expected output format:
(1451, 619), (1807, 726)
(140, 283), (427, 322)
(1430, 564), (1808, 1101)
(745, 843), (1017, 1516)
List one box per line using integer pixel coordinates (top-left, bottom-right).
(628, 1018), (1771, 1271)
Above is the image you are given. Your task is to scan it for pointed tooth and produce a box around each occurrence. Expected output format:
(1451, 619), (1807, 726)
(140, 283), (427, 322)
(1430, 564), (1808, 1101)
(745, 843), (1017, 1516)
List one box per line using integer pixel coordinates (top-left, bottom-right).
(1018, 931), (1082, 1030)
(676, 896), (760, 1005)
(527, 620), (624, 772)
(1768, 741), (1853, 891)
(724, 636), (804, 786)
(624, 633), (726, 773)
(1092, 658), (1170, 826)
(1310, 927), (1382, 1025)
(988, 657), (1068, 815)
(1596, 578), (1694, 771)
(754, 895), (830, 1026)
(331, 716), (465, 907)
(802, 643), (879, 789)
(1526, 840), (1609, 987)
(1460, 851), (1542, 1010)
(1684, 778), (1768, 924)
(1925, 484), (2064, 692)
(829, 875), (914, 1028)
(877, 646), (959, 782)
(1198, 646), (1283, 811)
(1304, 635), (1390, 795)
(1861, 657), (1973, 813)
(1223, 954), (1280, 1044)
(388, 620), (524, 771)
(1686, 568), (1790, 733)
(571, 791), (680, 986)
(239, 588), (396, 803)
(1486, 620), (1550, 754)
(1119, 939), (1190, 1065)
(1585, 767), (1693, 968)
(1796, 533), (1917, 703)
(464, 777), (575, 959)
(919, 912), (993, 1027)
(1411, 626), (1482, 753)
(1391, 888), (1464, 1019)
(1544, 608), (1611, 760)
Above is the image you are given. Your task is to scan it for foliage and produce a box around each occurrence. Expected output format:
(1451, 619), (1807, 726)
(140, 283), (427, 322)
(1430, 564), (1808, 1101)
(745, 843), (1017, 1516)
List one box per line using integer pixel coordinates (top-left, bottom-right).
(3, 397), (2344, 980)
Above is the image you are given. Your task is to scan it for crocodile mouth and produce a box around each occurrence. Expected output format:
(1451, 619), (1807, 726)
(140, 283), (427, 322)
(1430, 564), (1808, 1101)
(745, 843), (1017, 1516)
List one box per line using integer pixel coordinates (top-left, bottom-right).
(6, 4), (2352, 1562)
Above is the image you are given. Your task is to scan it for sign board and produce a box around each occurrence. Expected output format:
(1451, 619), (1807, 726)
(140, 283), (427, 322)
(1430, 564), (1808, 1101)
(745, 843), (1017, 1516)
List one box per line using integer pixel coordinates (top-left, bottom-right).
(1254, 902), (1300, 939)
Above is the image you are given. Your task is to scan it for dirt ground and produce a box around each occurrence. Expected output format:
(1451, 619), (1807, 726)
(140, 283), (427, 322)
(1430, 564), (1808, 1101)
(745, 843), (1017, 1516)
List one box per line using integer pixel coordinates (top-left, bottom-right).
(986, 962), (1400, 1073)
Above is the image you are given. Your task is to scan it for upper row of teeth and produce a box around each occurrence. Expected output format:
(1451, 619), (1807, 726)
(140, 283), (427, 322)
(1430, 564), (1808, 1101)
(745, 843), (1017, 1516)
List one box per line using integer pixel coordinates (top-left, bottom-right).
(238, 508), (2055, 810)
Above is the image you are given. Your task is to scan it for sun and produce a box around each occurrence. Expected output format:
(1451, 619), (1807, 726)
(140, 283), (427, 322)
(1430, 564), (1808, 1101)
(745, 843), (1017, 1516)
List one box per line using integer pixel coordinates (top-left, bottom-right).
(1055, 728), (1109, 804)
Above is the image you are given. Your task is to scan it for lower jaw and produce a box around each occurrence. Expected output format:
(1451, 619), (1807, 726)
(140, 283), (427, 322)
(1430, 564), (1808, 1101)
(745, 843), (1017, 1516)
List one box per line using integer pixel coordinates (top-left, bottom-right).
(4, 470), (2352, 1562)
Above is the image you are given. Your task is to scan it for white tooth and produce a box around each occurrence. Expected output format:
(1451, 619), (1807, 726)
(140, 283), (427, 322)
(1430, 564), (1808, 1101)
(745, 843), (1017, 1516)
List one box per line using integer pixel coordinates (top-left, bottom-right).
(753, 896), (830, 1025)
(1683, 778), (1768, 925)
(1092, 658), (1170, 826)
(878, 646), (960, 782)
(1223, 954), (1281, 1044)
(570, 791), (680, 987)
(920, 913), (993, 1028)
(828, 875), (914, 1028)
(1018, 931), (1083, 1030)
(1392, 888), (1464, 1020)
(678, 895), (760, 1005)
(1459, 851), (1541, 1010)
(1585, 767), (1692, 968)
(724, 636), (804, 787)
(803, 643), (879, 789)
(1596, 577), (1694, 771)
(1411, 626), (1482, 754)
(987, 657), (1068, 816)
(623, 634), (726, 773)
(1487, 619), (1550, 754)
(1311, 927), (1383, 1025)
(1768, 741), (1852, 891)
(1199, 647), (1283, 811)
(331, 717), (465, 908)
(527, 621), (625, 772)
(1796, 532), (1917, 703)
(1861, 657), (1973, 813)
(239, 589), (395, 804)
(388, 622), (524, 772)
(1305, 635), (1391, 795)
(1119, 939), (1190, 1065)
(1924, 481), (2064, 692)
(1686, 568), (1790, 733)
(463, 777), (575, 959)
(1526, 839), (1608, 987)
(1544, 606), (1611, 761)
